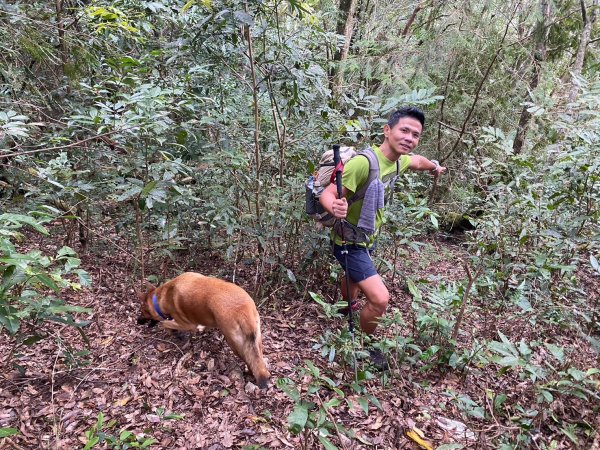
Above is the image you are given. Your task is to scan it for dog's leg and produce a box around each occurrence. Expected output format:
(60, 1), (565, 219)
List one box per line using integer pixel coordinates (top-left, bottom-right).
(161, 320), (197, 332)
(222, 322), (270, 389)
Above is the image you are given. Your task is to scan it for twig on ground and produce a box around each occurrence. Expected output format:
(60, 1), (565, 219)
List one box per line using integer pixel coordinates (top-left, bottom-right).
(316, 392), (348, 450)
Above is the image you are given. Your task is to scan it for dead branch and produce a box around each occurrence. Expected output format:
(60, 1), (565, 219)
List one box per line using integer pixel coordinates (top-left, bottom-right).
(452, 261), (484, 341)
(0, 129), (131, 160)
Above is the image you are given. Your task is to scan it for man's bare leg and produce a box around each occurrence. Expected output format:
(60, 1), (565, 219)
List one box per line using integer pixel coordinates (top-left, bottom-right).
(340, 275), (360, 303)
(340, 274), (389, 335)
(357, 275), (389, 334)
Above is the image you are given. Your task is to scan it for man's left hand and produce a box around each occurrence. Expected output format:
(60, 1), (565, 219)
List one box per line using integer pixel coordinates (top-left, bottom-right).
(430, 160), (447, 176)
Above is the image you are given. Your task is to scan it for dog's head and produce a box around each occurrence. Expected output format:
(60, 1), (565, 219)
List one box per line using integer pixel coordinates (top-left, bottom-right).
(135, 281), (159, 327)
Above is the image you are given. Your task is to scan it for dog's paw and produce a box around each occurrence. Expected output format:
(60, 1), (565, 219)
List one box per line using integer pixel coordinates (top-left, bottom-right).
(171, 330), (188, 342)
(244, 381), (261, 394)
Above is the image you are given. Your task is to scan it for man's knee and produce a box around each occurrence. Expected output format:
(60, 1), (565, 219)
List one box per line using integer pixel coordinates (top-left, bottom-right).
(362, 279), (389, 312)
(368, 291), (389, 312)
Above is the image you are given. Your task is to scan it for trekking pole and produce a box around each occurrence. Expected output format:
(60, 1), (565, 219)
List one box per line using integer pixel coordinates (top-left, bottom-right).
(333, 144), (357, 377)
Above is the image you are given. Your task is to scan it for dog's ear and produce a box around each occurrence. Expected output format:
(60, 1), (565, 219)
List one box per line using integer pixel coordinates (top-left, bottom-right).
(135, 288), (145, 302)
(135, 280), (156, 302)
(133, 284), (142, 299)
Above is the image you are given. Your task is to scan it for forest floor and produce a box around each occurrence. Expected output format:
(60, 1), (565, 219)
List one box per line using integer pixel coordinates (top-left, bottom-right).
(1, 225), (599, 450)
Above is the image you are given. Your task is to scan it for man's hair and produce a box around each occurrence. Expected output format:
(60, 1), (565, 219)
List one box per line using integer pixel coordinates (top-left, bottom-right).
(387, 107), (425, 130)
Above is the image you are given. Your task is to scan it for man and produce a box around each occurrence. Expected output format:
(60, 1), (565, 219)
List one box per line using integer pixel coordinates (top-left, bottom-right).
(319, 107), (446, 366)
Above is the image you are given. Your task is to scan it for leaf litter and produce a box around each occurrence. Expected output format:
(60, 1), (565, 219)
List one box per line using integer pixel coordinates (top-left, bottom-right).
(0, 231), (598, 449)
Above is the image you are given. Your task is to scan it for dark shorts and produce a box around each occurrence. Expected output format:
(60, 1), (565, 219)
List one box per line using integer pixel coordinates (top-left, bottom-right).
(333, 243), (377, 283)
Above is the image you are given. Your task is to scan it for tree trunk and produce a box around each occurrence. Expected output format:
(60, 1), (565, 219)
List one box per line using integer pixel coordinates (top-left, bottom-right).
(568, 0), (599, 103)
(513, 0), (550, 154)
(243, 1), (261, 223)
(330, 0), (358, 97)
(402, 3), (423, 37)
(55, 0), (66, 75)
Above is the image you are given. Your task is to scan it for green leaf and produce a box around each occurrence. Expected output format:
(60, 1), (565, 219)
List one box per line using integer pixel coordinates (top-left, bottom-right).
(83, 436), (99, 450)
(0, 427), (19, 438)
(57, 246), (77, 258)
(497, 355), (519, 368)
(560, 426), (579, 445)
(182, 0), (196, 13)
(567, 367), (585, 382)
(47, 316), (91, 328)
(381, 97), (400, 113)
(466, 406), (485, 419)
(538, 389), (553, 403)
(76, 270), (92, 287)
(323, 398), (341, 409)
(309, 291), (326, 306)
(47, 304), (92, 314)
(430, 214), (439, 229)
(545, 343), (565, 363)
(328, 346), (336, 363)
(140, 438), (157, 448)
(0, 311), (20, 335)
(0, 213), (48, 235)
(140, 180), (158, 198)
(489, 338), (518, 357)
(516, 296), (532, 312)
(406, 278), (422, 301)
(317, 434), (338, 450)
(22, 334), (44, 345)
(119, 430), (133, 441)
(116, 185), (142, 202)
(493, 393), (507, 409)
(35, 273), (60, 291)
(287, 403), (309, 435)
(357, 396), (369, 414)
(233, 10), (254, 26)
(518, 340), (531, 357)
(64, 257), (81, 272)
(276, 378), (300, 402)
(366, 394), (382, 410)
(286, 269), (296, 283)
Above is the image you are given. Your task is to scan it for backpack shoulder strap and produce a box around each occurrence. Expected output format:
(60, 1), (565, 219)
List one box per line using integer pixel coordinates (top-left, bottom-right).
(347, 148), (380, 206)
(381, 159), (401, 205)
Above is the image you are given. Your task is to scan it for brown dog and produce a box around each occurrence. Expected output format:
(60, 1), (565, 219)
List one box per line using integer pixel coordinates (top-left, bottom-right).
(137, 272), (270, 389)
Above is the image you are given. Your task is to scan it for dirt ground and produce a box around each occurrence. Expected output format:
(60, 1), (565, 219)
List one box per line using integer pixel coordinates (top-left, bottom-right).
(1, 228), (598, 449)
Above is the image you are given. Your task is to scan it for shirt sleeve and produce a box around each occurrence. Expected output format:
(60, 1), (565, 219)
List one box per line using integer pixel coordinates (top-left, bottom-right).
(399, 154), (411, 174)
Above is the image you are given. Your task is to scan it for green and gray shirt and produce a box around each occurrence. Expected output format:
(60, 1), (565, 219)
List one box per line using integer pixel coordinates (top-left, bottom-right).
(332, 145), (410, 247)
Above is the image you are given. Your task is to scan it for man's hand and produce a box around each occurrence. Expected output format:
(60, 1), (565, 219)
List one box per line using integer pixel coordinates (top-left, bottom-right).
(430, 159), (447, 176)
(320, 183), (349, 219)
(408, 155), (447, 175)
(331, 198), (348, 219)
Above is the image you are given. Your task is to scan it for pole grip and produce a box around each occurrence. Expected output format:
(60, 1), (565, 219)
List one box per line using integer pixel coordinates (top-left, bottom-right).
(333, 144), (343, 199)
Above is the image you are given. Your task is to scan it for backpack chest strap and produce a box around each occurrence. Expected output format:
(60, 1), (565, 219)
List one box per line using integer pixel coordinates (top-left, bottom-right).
(347, 148), (399, 207)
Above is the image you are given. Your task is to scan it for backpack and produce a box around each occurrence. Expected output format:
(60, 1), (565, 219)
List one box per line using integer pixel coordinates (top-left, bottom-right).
(305, 146), (399, 232)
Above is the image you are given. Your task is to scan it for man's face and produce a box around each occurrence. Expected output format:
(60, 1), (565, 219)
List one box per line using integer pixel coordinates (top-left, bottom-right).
(384, 117), (422, 155)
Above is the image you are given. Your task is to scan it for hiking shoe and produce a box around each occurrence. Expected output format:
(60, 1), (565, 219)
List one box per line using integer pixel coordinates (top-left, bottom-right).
(368, 348), (389, 371)
(338, 299), (360, 316)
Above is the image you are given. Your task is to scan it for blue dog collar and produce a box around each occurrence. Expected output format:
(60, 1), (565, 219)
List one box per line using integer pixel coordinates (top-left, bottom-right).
(152, 293), (171, 320)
